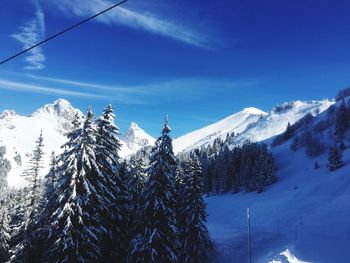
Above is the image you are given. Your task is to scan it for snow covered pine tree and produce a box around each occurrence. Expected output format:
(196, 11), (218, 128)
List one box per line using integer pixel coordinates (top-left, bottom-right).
(130, 115), (179, 263)
(178, 152), (212, 263)
(328, 145), (343, 171)
(0, 201), (10, 263)
(128, 156), (148, 243)
(45, 109), (107, 262)
(0, 146), (10, 198)
(23, 131), (45, 213)
(15, 132), (46, 262)
(95, 105), (129, 261)
(42, 152), (57, 205)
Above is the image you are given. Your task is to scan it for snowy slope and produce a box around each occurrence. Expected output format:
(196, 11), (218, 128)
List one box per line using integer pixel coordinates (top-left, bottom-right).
(173, 101), (333, 154)
(234, 100), (333, 145)
(206, 99), (349, 263)
(173, 107), (267, 153)
(0, 99), (154, 187)
(207, 142), (350, 263)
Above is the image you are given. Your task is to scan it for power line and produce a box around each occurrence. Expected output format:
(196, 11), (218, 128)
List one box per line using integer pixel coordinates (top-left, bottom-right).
(0, 0), (129, 66)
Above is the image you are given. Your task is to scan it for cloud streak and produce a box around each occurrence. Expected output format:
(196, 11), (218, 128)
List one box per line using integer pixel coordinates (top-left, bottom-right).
(11, 1), (46, 70)
(2, 71), (254, 105)
(46, 0), (211, 49)
(0, 79), (105, 98)
(27, 74), (244, 102)
(27, 74), (148, 94)
(31, 74), (257, 103)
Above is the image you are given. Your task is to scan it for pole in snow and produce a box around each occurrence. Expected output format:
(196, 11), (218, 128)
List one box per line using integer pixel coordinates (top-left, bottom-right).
(247, 207), (252, 263)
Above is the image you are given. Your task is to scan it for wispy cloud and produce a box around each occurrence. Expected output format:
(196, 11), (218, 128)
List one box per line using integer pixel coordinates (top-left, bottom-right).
(27, 74), (244, 102)
(0, 79), (105, 98)
(2, 71), (255, 105)
(30, 73), (259, 102)
(46, 0), (211, 49)
(27, 74), (147, 94)
(11, 0), (46, 70)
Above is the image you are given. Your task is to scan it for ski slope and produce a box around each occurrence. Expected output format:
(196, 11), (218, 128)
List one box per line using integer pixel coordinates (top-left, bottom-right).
(206, 132), (350, 263)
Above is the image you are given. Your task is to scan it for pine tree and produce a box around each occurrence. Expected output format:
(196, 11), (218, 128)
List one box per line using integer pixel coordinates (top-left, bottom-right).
(45, 108), (105, 262)
(264, 152), (277, 185)
(335, 101), (348, 142)
(128, 156), (147, 228)
(23, 131), (45, 213)
(0, 200), (10, 263)
(11, 132), (46, 262)
(0, 146), (10, 199)
(22, 152), (59, 262)
(109, 160), (130, 261)
(19, 132), (45, 258)
(130, 115), (179, 263)
(95, 105), (129, 261)
(24, 116), (83, 262)
(254, 153), (265, 193)
(43, 152), (57, 202)
(6, 188), (31, 262)
(178, 154), (211, 263)
(328, 145), (343, 171)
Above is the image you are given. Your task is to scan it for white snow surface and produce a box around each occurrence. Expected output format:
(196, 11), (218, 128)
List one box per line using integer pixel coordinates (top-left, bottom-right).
(206, 101), (350, 262)
(0, 99), (155, 187)
(234, 100), (333, 145)
(173, 107), (267, 153)
(173, 100), (333, 154)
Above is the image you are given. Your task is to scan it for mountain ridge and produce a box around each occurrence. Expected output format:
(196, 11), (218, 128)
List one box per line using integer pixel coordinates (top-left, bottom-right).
(173, 99), (334, 153)
(0, 98), (334, 187)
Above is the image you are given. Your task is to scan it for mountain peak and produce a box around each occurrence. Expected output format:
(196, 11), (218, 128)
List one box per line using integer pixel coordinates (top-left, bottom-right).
(53, 98), (71, 107)
(31, 98), (82, 118)
(242, 107), (266, 115)
(121, 122), (155, 155)
(129, 122), (140, 129)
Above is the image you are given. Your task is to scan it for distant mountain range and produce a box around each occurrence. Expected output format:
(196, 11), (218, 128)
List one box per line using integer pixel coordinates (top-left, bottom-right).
(0, 98), (334, 187)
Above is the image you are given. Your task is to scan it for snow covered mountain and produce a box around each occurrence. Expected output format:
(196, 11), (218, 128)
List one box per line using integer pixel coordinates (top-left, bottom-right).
(173, 100), (334, 154)
(234, 100), (334, 145)
(173, 107), (266, 153)
(120, 122), (155, 157)
(0, 98), (334, 188)
(0, 99), (82, 187)
(0, 99), (154, 187)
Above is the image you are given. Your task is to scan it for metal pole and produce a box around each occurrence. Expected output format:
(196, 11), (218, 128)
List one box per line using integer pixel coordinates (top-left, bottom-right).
(247, 207), (252, 263)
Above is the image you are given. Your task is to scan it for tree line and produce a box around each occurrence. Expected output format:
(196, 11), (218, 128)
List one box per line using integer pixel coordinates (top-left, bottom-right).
(194, 138), (277, 194)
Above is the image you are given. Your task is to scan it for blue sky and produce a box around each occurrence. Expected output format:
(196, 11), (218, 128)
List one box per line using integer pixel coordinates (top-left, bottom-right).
(0, 0), (349, 137)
